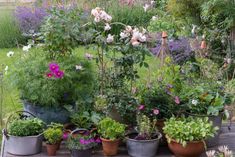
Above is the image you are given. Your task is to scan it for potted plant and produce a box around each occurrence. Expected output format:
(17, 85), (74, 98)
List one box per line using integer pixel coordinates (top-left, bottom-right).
(47, 122), (64, 150)
(163, 117), (218, 157)
(44, 127), (63, 156)
(98, 117), (126, 156)
(126, 114), (162, 157)
(9, 8), (95, 124)
(5, 117), (45, 155)
(67, 129), (101, 157)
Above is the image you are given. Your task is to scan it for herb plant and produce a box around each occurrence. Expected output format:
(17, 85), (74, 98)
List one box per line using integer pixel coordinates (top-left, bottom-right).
(163, 117), (218, 147)
(44, 128), (63, 145)
(98, 117), (126, 140)
(8, 118), (45, 136)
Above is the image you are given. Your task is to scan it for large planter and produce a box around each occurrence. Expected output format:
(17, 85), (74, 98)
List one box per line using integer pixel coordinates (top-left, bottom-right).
(101, 138), (120, 156)
(5, 133), (43, 156)
(71, 148), (92, 157)
(168, 139), (205, 157)
(23, 101), (70, 124)
(126, 132), (162, 157)
(189, 113), (222, 147)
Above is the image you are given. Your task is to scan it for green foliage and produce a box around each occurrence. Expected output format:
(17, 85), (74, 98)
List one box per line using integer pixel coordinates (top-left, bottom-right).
(136, 114), (157, 140)
(9, 49), (95, 107)
(44, 128), (63, 144)
(8, 118), (45, 136)
(98, 117), (126, 140)
(40, 8), (83, 58)
(0, 10), (26, 48)
(66, 133), (98, 150)
(71, 111), (102, 129)
(47, 122), (63, 130)
(163, 117), (218, 147)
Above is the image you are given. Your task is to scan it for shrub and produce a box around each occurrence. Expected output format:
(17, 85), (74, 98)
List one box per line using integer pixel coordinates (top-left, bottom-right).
(98, 117), (126, 140)
(9, 49), (95, 107)
(0, 9), (26, 48)
(8, 118), (45, 136)
(44, 128), (63, 144)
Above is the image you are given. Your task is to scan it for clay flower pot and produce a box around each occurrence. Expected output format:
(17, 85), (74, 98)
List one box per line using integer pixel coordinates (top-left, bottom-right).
(168, 139), (205, 157)
(101, 138), (120, 156)
(46, 144), (58, 156)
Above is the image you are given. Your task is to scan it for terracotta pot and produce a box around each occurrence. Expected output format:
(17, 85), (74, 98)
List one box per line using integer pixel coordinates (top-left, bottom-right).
(168, 139), (205, 157)
(101, 138), (120, 156)
(46, 144), (57, 156)
(156, 119), (167, 146)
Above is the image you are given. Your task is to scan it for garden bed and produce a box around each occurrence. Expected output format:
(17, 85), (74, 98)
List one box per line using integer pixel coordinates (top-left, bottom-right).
(4, 124), (235, 157)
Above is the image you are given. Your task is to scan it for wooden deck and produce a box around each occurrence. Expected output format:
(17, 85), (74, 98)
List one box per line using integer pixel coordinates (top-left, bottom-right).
(4, 123), (235, 157)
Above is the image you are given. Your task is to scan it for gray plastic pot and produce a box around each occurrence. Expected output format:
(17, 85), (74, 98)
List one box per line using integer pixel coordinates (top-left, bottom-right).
(71, 149), (92, 157)
(5, 133), (43, 156)
(126, 132), (162, 157)
(23, 100), (70, 124)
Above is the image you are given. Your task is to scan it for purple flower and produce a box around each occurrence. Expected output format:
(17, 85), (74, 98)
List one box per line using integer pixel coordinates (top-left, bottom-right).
(79, 139), (86, 145)
(138, 105), (145, 110)
(95, 138), (101, 143)
(49, 63), (60, 72)
(54, 70), (64, 78)
(153, 109), (159, 115)
(174, 96), (180, 104)
(62, 133), (69, 140)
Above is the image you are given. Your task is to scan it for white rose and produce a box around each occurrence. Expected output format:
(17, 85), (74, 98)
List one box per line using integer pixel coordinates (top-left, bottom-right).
(106, 34), (114, 43)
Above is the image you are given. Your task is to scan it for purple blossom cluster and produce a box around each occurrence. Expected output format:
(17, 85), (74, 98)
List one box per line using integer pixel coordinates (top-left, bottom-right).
(15, 6), (48, 34)
(151, 38), (194, 64)
(46, 63), (64, 79)
(80, 138), (101, 145)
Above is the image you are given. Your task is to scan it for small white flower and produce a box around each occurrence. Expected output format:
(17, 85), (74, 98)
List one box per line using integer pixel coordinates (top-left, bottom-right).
(224, 150), (233, 157)
(75, 65), (83, 71)
(91, 8), (100, 17)
(202, 34), (206, 39)
(143, 4), (150, 12)
(151, 16), (158, 21)
(7, 51), (14, 57)
(120, 32), (129, 39)
(218, 145), (229, 153)
(131, 40), (140, 47)
(104, 23), (111, 31)
(192, 99), (198, 105)
(139, 34), (147, 42)
(217, 81), (222, 85)
(22, 45), (31, 52)
(85, 53), (93, 60)
(206, 150), (216, 157)
(125, 25), (132, 33)
(106, 34), (114, 43)
(5, 65), (8, 71)
(191, 24), (197, 35)
(150, 1), (155, 5)
(94, 17), (101, 23)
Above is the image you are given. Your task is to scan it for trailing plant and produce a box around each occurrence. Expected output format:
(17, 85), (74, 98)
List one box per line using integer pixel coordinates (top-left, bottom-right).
(163, 117), (218, 147)
(44, 128), (63, 144)
(8, 118), (45, 136)
(98, 117), (126, 140)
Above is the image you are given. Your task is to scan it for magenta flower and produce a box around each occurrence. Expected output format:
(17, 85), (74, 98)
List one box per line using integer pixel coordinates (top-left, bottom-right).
(62, 133), (69, 140)
(46, 72), (53, 78)
(175, 96), (180, 104)
(49, 63), (60, 72)
(54, 70), (64, 78)
(95, 138), (101, 143)
(138, 105), (145, 110)
(80, 139), (86, 145)
(153, 109), (159, 115)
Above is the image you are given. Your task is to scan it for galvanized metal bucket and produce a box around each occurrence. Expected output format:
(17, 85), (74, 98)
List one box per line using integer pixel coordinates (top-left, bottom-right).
(5, 133), (43, 155)
(126, 132), (162, 157)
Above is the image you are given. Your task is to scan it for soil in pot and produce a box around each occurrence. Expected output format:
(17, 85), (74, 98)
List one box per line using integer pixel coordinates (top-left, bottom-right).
(101, 138), (120, 156)
(71, 148), (92, 157)
(46, 144), (58, 156)
(126, 132), (162, 157)
(168, 139), (205, 157)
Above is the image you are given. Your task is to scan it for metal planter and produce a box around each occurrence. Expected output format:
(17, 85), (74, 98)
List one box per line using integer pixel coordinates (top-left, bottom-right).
(71, 149), (92, 157)
(5, 133), (43, 156)
(126, 132), (162, 157)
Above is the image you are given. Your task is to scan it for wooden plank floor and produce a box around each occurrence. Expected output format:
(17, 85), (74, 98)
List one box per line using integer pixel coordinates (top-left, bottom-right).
(4, 123), (235, 157)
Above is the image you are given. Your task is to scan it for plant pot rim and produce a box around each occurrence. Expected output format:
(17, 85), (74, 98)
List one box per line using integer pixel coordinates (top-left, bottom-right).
(100, 137), (119, 142)
(7, 132), (43, 138)
(186, 111), (224, 117)
(166, 135), (204, 144)
(126, 132), (162, 142)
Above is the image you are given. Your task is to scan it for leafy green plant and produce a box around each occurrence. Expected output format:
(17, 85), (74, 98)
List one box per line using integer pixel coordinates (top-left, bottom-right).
(98, 117), (126, 140)
(8, 118), (45, 136)
(163, 117), (218, 147)
(67, 133), (100, 150)
(9, 49), (95, 107)
(44, 128), (63, 144)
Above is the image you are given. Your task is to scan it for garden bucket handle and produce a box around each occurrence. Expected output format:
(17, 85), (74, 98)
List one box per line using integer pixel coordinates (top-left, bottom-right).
(71, 128), (89, 135)
(5, 110), (36, 135)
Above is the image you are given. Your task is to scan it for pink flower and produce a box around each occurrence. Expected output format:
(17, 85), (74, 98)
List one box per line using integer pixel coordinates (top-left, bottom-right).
(138, 105), (145, 110)
(79, 139), (86, 145)
(62, 133), (69, 140)
(49, 63), (60, 72)
(175, 96), (180, 104)
(54, 70), (64, 78)
(153, 109), (159, 115)
(46, 73), (53, 78)
(95, 138), (101, 143)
